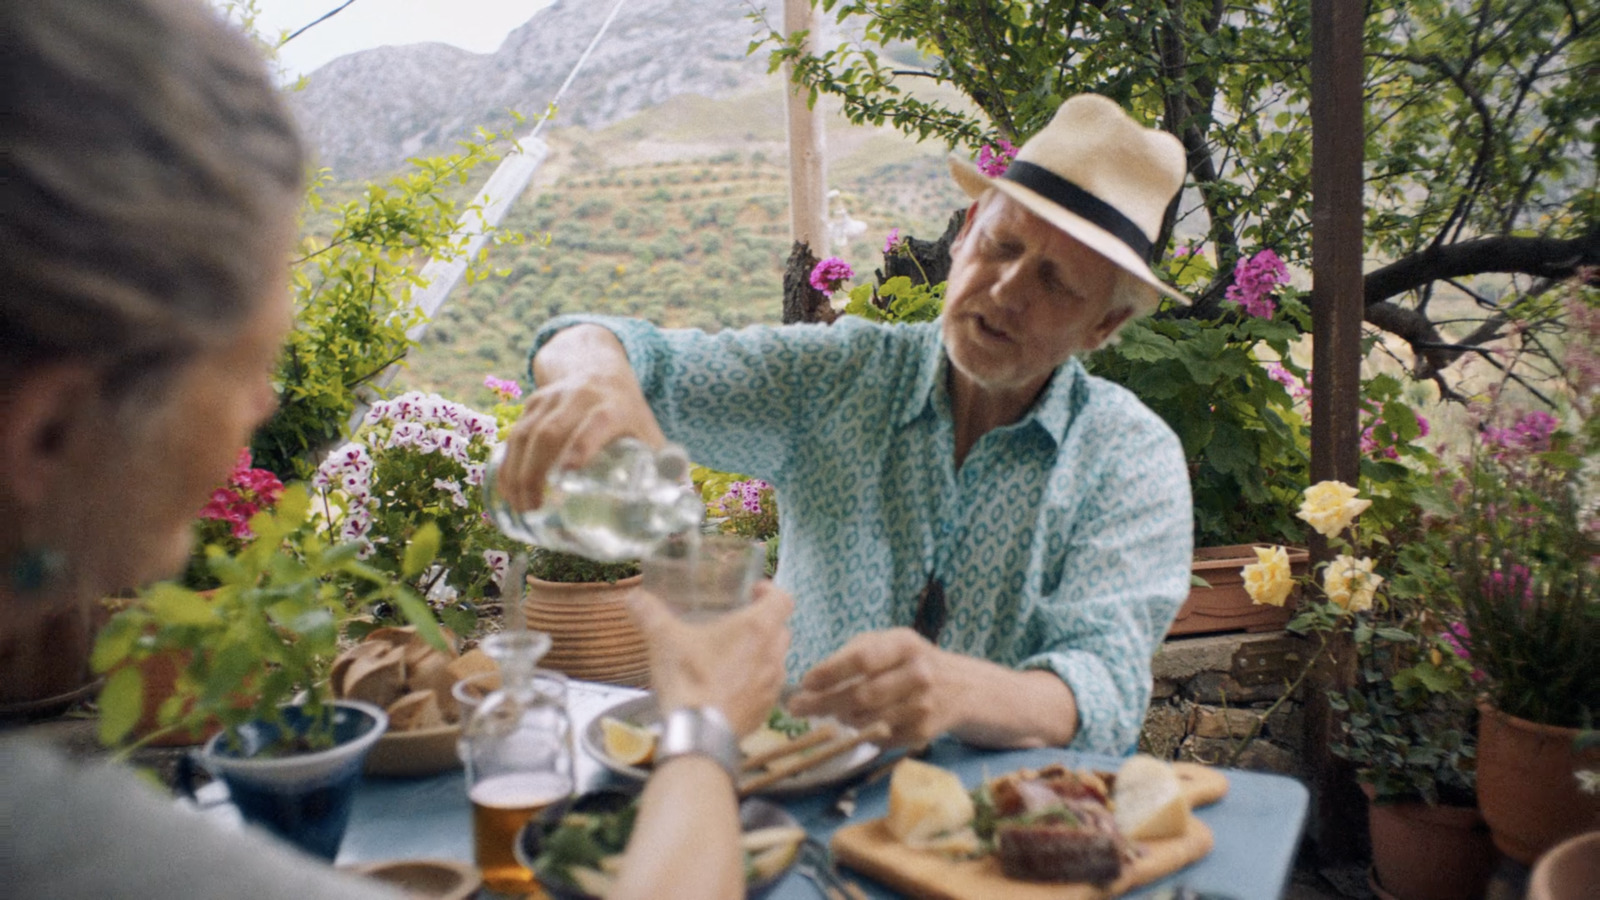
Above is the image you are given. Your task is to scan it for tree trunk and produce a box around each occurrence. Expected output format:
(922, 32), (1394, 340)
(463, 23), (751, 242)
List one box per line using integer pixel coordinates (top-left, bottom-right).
(782, 241), (836, 324)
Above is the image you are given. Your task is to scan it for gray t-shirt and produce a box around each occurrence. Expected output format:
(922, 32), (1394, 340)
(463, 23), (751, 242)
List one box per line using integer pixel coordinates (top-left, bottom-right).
(0, 736), (401, 899)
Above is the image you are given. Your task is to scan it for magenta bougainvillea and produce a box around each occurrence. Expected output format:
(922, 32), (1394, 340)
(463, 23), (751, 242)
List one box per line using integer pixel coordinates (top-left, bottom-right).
(976, 139), (1017, 177)
(1226, 249), (1290, 319)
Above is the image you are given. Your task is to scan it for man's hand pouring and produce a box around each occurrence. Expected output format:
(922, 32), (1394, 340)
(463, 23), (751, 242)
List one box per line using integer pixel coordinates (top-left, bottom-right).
(498, 324), (667, 511)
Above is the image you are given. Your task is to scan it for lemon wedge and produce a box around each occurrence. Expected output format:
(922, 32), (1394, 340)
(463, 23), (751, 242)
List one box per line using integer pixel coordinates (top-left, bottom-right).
(600, 716), (656, 766)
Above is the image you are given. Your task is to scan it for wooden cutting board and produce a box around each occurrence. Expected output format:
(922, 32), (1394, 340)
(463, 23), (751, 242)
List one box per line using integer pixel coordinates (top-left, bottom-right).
(831, 762), (1229, 900)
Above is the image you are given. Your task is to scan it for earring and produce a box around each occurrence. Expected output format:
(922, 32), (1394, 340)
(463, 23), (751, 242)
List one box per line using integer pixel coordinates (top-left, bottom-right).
(8, 546), (67, 594)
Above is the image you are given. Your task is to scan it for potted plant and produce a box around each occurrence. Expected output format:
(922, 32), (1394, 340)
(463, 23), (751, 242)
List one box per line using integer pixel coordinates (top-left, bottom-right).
(312, 391), (513, 637)
(1330, 615), (1492, 900)
(105, 450), (288, 745)
(92, 485), (446, 858)
(522, 547), (646, 686)
(1446, 406), (1600, 864)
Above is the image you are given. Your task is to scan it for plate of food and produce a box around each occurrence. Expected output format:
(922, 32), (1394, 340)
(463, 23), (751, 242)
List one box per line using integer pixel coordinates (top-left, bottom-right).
(579, 693), (888, 798)
(828, 754), (1231, 899)
(515, 787), (804, 900)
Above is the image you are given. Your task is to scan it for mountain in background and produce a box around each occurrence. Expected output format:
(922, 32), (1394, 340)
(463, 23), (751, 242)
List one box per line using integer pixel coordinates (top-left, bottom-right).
(290, 0), (790, 178)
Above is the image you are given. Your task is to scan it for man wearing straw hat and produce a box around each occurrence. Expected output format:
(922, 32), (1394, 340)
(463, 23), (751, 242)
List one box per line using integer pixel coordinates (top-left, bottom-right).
(503, 94), (1193, 755)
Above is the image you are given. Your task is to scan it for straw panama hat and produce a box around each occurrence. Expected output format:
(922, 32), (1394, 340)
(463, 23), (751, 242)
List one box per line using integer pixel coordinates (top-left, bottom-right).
(949, 93), (1190, 306)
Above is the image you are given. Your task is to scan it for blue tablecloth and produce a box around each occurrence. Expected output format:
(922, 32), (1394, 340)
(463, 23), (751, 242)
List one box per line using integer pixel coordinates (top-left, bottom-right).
(337, 682), (1309, 899)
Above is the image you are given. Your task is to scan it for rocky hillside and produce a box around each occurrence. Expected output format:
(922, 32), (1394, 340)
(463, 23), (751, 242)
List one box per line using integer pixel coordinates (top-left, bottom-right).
(290, 0), (790, 178)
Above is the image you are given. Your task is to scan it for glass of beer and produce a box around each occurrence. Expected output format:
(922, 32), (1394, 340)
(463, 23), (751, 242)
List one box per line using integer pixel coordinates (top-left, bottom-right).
(457, 631), (572, 894)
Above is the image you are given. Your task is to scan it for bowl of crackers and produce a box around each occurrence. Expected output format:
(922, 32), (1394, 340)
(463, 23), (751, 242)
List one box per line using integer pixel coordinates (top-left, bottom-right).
(330, 625), (498, 777)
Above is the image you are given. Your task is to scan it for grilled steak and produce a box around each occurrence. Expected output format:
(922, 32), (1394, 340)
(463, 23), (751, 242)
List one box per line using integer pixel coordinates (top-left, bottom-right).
(995, 817), (1122, 884)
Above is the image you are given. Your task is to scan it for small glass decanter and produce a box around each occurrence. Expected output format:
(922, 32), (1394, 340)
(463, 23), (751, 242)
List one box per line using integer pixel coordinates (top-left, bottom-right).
(457, 630), (573, 895)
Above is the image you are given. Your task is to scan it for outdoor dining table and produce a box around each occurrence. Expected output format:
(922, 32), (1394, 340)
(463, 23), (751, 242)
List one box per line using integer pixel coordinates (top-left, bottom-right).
(337, 679), (1310, 899)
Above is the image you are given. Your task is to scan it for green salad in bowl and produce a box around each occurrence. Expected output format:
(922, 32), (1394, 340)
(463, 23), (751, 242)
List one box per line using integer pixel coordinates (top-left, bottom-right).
(516, 787), (806, 899)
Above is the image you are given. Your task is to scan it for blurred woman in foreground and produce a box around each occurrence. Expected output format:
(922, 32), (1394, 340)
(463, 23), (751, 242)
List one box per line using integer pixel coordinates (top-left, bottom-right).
(0, 1), (789, 897)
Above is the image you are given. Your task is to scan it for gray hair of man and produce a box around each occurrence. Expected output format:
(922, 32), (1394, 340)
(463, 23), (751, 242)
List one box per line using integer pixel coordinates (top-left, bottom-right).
(0, 0), (305, 399)
(1099, 266), (1160, 345)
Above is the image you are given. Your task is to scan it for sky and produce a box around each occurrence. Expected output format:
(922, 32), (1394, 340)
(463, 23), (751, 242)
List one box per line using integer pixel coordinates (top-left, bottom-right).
(253, 0), (555, 79)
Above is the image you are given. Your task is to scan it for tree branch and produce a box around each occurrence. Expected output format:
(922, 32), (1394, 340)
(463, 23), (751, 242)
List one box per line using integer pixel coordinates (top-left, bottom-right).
(1364, 232), (1600, 307)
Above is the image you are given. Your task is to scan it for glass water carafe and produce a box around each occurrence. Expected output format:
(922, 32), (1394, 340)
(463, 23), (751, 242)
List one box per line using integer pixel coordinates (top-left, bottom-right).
(483, 437), (704, 561)
(457, 630), (573, 895)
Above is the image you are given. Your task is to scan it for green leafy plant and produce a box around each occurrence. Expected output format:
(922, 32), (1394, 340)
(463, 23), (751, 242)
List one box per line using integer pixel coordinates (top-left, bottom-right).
(92, 486), (445, 754)
(253, 135), (516, 480)
(1086, 290), (1312, 547)
(311, 391), (512, 636)
(528, 547), (641, 585)
(1329, 618), (1479, 806)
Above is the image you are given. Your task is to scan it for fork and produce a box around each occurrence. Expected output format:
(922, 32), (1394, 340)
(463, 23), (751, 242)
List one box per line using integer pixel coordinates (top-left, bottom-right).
(798, 838), (869, 900)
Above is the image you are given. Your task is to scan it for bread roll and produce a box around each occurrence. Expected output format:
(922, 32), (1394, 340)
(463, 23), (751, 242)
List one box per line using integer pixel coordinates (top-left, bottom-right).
(1112, 754), (1190, 840)
(330, 641), (390, 698)
(342, 643), (407, 709)
(887, 758), (975, 846)
(446, 648), (497, 683)
(386, 689), (444, 731)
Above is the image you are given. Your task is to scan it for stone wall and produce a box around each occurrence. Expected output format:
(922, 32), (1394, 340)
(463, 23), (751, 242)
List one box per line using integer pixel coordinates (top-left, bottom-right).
(1139, 631), (1313, 777)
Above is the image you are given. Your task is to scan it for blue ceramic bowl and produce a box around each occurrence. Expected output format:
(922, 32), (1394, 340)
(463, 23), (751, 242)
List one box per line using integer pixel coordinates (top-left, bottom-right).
(515, 787), (801, 900)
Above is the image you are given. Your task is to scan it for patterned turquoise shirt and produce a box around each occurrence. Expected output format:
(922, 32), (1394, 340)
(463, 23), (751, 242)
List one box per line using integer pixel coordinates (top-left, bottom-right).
(530, 315), (1193, 753)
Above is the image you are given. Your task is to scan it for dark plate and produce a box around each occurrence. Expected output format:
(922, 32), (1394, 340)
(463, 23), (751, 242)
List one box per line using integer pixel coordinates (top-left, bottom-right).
(515, 787), (800, 900)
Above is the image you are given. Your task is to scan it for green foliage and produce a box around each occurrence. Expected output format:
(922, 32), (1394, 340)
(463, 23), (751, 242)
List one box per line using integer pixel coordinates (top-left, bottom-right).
(527, 547), (641, 585)
(841, 275), (945, 324)
(252, 130), (511, 480)
(92, 486), (445, 754)
(1329, 621), (1479, 806)
(1086, 299), (1313, 546)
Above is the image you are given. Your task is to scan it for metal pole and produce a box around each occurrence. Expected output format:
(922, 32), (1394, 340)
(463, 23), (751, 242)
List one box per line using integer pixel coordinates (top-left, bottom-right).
(1308, 0), (1367, 863)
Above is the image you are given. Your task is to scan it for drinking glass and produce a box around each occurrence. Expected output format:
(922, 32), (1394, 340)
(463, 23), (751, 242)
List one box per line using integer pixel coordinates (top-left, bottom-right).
(640, 533), (765, 621)
(456, 631), (573, 894)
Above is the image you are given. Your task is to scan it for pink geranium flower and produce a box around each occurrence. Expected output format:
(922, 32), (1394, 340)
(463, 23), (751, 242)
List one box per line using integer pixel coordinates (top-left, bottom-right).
(809, 257), (854, 293)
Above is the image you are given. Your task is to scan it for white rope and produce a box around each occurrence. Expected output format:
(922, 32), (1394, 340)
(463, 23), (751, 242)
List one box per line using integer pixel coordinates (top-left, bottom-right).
(532, 0), (631, 140)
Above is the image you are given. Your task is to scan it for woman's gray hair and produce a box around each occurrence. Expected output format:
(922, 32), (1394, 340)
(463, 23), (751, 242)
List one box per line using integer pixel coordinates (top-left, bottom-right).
(0, 0), (304, 385)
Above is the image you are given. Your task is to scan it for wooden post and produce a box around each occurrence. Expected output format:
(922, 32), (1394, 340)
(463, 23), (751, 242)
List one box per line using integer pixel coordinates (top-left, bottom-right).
(784, 0), (828, 256)
(1308, 0), (1367, 863)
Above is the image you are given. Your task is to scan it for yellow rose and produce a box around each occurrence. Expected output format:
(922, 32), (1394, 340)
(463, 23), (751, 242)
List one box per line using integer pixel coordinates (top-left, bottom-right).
(1241, 545), (1294, 607)
(1296, 481), (1372, 538)
(1323, 554), (1382, 613)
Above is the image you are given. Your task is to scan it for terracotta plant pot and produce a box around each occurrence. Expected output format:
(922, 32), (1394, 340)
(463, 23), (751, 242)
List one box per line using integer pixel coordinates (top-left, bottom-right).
(118, 648), (223, 747)
(1169, 544), (1310, 637)
(1361, 783), (1496, 900)
(1475, 700), (1600, 865)
(522, 575), (650, 688)
(1527, 830), (1600, 900)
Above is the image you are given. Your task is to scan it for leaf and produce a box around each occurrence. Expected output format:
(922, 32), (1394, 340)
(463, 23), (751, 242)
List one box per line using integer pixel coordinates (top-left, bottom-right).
(144, 583), (218, 628)
(402, 521), (442, 579)
(98, 666), (144, 747)
(90, 615), (142, 673)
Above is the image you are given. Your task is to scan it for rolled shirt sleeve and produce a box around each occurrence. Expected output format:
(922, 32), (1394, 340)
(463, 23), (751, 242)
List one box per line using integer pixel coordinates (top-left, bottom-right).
(1017, 401), (1193, 754)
